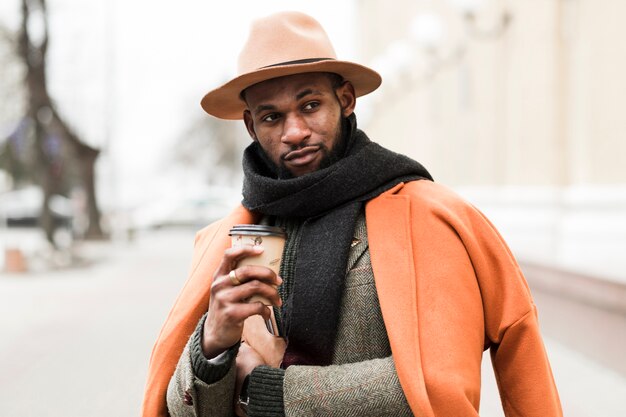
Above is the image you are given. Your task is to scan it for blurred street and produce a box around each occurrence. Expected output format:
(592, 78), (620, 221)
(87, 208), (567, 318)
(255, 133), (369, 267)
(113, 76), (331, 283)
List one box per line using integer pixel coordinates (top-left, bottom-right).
(0, 229), (625, 416)
(0, 229), (193, 416)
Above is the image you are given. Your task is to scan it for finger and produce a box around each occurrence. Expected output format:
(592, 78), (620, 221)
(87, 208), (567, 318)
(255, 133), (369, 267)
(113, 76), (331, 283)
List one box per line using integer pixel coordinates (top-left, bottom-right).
(210, 278), (282, 311)
(228, 281), (283, 307)
(213, 278), (282, 308)
(233, 265), (282, 286)
(214, 245), (265, 278)
(218, 301), (272, 325)
(212, 266), (282, 294)
(254, 305), (273, 321)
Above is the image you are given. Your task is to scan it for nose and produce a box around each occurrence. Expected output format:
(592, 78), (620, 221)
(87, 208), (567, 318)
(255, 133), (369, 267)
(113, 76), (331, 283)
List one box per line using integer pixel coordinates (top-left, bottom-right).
(281, 113), (311, 146)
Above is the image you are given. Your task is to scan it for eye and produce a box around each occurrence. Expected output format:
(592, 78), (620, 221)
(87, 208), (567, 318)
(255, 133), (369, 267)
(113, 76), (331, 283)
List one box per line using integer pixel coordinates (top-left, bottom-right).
(261, 113), (280, 122)
(302, 101), (320, 111)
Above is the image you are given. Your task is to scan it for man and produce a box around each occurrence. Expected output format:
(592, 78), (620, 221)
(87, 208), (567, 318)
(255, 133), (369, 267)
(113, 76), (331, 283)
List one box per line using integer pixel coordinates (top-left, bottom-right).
(142, 11), (562, 417)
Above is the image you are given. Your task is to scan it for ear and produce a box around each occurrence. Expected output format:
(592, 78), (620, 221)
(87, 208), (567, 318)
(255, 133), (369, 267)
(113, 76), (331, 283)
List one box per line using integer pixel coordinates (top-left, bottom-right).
(243, 110), (258, 141)
(336, 81), (356, 117)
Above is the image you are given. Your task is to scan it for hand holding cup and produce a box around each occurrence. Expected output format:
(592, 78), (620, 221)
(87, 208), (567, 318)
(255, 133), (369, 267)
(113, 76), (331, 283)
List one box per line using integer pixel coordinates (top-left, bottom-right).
(201, 243), (283, 358)
(229, 225), (287, 306)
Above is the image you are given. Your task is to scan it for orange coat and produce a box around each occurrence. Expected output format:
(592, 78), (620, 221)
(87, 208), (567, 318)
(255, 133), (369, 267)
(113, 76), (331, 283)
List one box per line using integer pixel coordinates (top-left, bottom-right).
(142, 180), (562, 417)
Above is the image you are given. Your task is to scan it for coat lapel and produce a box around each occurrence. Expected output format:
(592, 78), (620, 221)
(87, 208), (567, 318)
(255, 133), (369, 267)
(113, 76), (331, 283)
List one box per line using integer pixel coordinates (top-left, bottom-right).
(366, 183), (435, 417)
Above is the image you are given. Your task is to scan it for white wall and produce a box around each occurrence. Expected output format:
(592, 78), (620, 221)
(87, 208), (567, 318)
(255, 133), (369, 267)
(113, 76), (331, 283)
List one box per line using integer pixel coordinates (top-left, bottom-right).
(355, 0), (626, 280)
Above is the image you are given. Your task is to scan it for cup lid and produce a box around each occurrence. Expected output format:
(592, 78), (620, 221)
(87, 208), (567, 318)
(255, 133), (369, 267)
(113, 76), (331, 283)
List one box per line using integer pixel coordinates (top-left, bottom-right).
(229, 224), (287, 238)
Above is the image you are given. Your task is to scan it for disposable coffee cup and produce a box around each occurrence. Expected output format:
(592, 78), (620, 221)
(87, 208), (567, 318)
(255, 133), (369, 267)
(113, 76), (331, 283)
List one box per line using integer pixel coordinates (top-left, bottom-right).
(229, 225), (287, 306)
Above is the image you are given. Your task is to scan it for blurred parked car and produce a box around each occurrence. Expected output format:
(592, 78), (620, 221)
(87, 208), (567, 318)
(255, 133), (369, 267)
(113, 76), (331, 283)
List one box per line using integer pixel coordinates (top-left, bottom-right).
(129, 185), (241, 230)
(0, 186), (73, 228)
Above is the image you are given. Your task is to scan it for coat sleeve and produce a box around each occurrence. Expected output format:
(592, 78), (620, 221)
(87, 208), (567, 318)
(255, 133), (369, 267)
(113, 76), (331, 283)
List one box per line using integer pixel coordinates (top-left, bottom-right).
(489, 305), (562, 416)
(283, 356), (413, 417)
(424, 183), (562, 417)
(373, 181), (562, 417)
(167, 341), (237, 417)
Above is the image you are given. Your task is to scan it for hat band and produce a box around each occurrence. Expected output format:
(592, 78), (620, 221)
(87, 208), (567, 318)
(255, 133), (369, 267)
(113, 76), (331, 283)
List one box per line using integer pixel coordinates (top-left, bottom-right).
(260, 57), (335, 69)
(239, 58), (338, 101)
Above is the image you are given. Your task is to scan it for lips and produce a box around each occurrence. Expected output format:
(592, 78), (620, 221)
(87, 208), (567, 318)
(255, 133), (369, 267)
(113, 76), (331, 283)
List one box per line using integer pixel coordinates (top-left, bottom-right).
(283, 145), (321, 167)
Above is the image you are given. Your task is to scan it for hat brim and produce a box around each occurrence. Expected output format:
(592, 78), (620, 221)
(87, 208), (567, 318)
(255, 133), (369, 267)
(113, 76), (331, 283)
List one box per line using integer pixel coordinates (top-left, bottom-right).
(200, 60), (382, 120)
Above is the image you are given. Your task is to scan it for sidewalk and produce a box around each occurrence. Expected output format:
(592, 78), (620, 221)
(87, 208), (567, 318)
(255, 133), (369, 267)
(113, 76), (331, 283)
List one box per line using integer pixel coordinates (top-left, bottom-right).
(0, 228), (624, 416)
(0, 228), (195, 417)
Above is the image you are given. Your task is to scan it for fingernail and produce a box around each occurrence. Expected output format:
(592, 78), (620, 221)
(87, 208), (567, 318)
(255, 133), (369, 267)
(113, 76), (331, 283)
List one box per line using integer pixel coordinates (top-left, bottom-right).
(277, 275), (283, 284)
(253, 245), (264, 252)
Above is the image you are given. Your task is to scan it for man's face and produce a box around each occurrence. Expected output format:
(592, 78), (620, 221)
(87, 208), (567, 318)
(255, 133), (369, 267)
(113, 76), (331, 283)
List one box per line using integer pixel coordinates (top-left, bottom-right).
(243, 72), (356, 177)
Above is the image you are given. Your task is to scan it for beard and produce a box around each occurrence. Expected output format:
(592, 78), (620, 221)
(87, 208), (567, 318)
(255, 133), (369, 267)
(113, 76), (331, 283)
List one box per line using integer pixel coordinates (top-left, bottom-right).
(259, 114), (347, 179)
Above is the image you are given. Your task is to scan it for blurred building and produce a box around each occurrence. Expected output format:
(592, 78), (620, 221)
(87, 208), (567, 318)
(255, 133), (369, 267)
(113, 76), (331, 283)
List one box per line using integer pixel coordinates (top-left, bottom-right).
(355, 0), (626, 378)
(355, 0), (626, 282)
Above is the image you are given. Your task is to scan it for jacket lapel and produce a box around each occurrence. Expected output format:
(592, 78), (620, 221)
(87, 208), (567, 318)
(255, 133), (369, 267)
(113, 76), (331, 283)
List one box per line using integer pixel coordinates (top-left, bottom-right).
(366, 183), (435, 417)
(345, 214), (369, 272)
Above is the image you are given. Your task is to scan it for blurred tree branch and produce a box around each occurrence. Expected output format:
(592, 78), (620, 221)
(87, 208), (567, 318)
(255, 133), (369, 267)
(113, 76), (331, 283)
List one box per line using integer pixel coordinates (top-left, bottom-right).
(11, 0), (105, 243)
(175, 116), (248, 187)
(0, 23), (28, 185)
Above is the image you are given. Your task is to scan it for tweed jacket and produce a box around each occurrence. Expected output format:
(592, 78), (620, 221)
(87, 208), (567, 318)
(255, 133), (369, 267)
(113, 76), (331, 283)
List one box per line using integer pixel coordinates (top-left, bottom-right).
(142, 180), (562, 417)
(166, 214), (413, 416)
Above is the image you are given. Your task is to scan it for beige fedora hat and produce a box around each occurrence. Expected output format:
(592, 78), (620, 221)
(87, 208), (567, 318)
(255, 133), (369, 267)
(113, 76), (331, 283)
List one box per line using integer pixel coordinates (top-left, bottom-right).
(201, 11), (382, 120)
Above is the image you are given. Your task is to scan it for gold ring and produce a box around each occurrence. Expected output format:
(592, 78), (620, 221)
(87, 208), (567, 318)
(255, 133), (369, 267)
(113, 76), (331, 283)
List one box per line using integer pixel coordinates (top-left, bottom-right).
(229, 269), (241, 286)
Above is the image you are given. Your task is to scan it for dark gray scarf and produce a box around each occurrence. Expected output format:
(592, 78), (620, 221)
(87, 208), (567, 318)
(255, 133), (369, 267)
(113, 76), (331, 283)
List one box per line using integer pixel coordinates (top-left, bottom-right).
(241, 115), (433, 366)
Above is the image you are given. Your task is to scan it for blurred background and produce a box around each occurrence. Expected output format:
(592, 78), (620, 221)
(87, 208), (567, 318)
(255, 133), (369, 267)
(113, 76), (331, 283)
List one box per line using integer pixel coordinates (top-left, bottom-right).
(0, 0), (624, 416)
